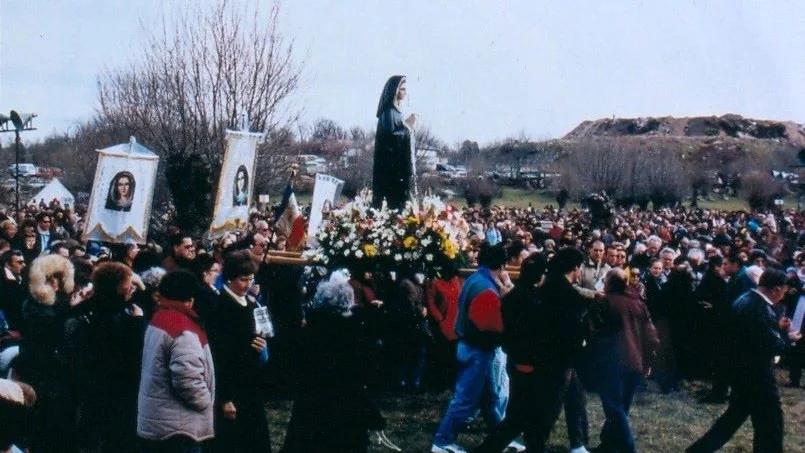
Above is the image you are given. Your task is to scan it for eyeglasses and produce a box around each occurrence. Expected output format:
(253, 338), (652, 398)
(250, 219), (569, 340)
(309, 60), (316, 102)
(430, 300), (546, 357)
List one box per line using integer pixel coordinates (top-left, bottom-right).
(40, 220), (52, 224)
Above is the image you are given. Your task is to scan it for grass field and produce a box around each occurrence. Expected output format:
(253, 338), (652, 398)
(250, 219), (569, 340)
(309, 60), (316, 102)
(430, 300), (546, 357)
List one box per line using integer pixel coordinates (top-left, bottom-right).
(265, 371), (805, 453)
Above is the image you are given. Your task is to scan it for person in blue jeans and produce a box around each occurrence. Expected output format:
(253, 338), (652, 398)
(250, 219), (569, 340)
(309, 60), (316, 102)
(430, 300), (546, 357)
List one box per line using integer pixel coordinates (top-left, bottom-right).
(594, 269), (658, 453)
(431, 242), (523, 453)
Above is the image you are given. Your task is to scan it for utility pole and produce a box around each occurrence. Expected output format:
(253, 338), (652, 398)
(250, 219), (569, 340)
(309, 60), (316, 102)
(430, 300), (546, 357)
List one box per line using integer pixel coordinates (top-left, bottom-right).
(0, 110), (37, 211)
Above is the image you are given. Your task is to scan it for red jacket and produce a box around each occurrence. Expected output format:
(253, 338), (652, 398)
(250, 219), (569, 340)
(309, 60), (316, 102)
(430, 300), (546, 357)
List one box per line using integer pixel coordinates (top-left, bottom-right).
(426, 277), (462, 341)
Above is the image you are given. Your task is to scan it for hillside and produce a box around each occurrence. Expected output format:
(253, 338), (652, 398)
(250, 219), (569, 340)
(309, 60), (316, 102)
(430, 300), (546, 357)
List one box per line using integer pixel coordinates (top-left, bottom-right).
(564, 114), (805, 149)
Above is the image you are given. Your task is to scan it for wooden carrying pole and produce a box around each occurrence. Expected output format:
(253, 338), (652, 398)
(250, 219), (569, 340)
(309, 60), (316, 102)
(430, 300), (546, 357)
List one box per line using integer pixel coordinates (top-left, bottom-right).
(264, 252), (521, 279)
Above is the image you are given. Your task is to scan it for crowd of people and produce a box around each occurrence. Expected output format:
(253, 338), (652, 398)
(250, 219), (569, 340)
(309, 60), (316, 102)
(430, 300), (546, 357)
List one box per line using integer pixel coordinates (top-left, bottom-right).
(0, 197), (803, 453)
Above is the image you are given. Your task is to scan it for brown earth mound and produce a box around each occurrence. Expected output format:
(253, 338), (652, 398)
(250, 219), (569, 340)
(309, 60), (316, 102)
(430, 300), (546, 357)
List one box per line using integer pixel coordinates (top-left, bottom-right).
(564, 114), (805, 148)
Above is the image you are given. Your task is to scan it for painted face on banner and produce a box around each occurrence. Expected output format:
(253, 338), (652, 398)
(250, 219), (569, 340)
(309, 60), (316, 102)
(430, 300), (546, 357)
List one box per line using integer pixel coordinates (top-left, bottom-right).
(105, 171), (136, 212)
(233, 165), (249, 207)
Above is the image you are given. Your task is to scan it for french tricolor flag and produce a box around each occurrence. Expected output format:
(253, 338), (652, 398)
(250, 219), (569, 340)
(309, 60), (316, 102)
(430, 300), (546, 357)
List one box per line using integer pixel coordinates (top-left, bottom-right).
(274, 183), (306, 250)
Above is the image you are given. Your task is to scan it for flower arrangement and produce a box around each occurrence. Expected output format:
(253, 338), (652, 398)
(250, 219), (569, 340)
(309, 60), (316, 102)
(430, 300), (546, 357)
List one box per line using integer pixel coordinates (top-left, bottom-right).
(304, 195), (467, 275)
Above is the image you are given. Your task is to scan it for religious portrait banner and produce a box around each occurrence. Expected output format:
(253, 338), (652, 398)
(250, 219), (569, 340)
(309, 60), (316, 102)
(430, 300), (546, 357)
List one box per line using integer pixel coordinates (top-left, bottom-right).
(209, 129), (263, 233)
(307, 173), (344, 241)
(83, 137), (159, 244)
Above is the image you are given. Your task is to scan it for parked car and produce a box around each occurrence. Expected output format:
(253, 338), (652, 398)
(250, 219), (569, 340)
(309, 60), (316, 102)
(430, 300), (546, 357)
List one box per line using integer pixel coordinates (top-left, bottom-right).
(8, 163), (38, 177)
(436, 164), (466, 179)
(298, 154), (327, 175)
(26, 178), (47, 189)
(35, 166), (65, 179)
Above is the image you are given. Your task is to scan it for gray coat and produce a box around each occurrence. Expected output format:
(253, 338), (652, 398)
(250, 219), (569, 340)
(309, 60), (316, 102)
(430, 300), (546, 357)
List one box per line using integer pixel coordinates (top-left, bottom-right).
(137, 304), (215, 442)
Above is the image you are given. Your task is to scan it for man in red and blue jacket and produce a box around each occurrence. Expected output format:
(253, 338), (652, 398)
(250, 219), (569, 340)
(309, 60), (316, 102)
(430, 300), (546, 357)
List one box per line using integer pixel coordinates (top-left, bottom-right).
(432, 243), (522, 453)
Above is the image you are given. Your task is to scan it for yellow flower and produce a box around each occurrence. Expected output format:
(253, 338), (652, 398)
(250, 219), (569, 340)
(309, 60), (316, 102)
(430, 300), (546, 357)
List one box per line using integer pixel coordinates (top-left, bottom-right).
(362, 244), (378, 258)
(403, 236), (418, 249)
(442, 239), (458, 259)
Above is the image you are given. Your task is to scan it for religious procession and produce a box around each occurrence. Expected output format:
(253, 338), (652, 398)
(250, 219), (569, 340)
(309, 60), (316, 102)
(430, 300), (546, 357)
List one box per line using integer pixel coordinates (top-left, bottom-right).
(3, 2), (805, 453)
(1, 71), (804, 453)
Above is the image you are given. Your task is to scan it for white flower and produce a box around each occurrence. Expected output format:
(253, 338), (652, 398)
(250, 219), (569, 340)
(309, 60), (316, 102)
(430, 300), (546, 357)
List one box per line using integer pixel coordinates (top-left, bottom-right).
(355, 250), (364, 259)
(394, 253), (402, 262)
(425, 253), (434, 261)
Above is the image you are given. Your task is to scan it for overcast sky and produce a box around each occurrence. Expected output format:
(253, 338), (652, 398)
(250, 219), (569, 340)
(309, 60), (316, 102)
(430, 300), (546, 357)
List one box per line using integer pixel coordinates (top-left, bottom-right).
(2, 0), (804, 147)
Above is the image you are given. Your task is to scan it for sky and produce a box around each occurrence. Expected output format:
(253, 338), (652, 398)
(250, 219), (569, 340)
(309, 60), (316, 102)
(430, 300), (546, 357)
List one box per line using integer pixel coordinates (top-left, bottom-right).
(2, 0), (804, 148)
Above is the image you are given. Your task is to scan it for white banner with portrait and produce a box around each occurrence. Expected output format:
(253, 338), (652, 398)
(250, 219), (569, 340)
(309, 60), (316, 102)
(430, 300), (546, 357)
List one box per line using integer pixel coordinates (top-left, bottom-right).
(209, 129), (263, 233)
(307, 174), (344, 241)
(83, 137), (159, 244)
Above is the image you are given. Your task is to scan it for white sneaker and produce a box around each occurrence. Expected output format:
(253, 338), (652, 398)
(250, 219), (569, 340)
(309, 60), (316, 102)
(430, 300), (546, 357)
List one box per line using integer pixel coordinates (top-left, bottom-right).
(570, 447), (591, 453)
(505, 440), (526, 452)
(373, 430), (401, 452)
(431, 443), (468, 453)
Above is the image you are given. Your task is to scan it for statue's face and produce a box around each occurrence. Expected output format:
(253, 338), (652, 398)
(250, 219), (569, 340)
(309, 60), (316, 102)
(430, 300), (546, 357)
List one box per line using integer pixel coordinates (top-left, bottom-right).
(396, 82), (407, 103)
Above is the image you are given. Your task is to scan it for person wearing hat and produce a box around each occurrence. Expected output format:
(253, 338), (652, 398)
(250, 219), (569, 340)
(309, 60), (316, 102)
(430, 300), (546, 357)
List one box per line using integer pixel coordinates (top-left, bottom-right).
(137, 269), (214, 453)
(17, 254), (78, 453)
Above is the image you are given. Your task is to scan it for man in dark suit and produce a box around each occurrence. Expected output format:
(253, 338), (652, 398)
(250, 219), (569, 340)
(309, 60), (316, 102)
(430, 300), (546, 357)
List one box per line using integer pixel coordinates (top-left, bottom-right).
(687, 269), (800, 453)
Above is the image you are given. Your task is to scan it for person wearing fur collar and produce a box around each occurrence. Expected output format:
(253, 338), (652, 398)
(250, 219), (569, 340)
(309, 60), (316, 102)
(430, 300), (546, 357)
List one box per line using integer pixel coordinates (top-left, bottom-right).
(17, 255), (78, 453)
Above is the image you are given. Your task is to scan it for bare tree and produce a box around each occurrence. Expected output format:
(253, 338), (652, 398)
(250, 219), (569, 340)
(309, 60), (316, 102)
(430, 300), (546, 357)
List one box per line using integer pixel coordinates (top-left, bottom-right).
(413, 123), (447, 175)
(562, 138), (630, 196)
(97, 0), (303, 232)
(254, 126), (298, 196)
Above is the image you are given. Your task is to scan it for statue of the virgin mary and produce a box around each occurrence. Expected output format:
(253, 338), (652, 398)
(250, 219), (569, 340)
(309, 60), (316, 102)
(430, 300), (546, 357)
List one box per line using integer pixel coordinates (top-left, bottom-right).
(372, 75), (418, 210)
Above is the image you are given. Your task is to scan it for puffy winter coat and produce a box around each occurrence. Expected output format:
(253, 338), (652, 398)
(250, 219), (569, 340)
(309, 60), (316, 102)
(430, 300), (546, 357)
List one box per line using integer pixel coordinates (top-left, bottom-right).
(137, 301), (215, 442)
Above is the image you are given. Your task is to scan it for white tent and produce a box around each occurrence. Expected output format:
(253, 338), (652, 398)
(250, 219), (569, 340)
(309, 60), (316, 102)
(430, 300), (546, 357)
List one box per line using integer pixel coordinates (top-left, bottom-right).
(31, 178), (75, 207)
